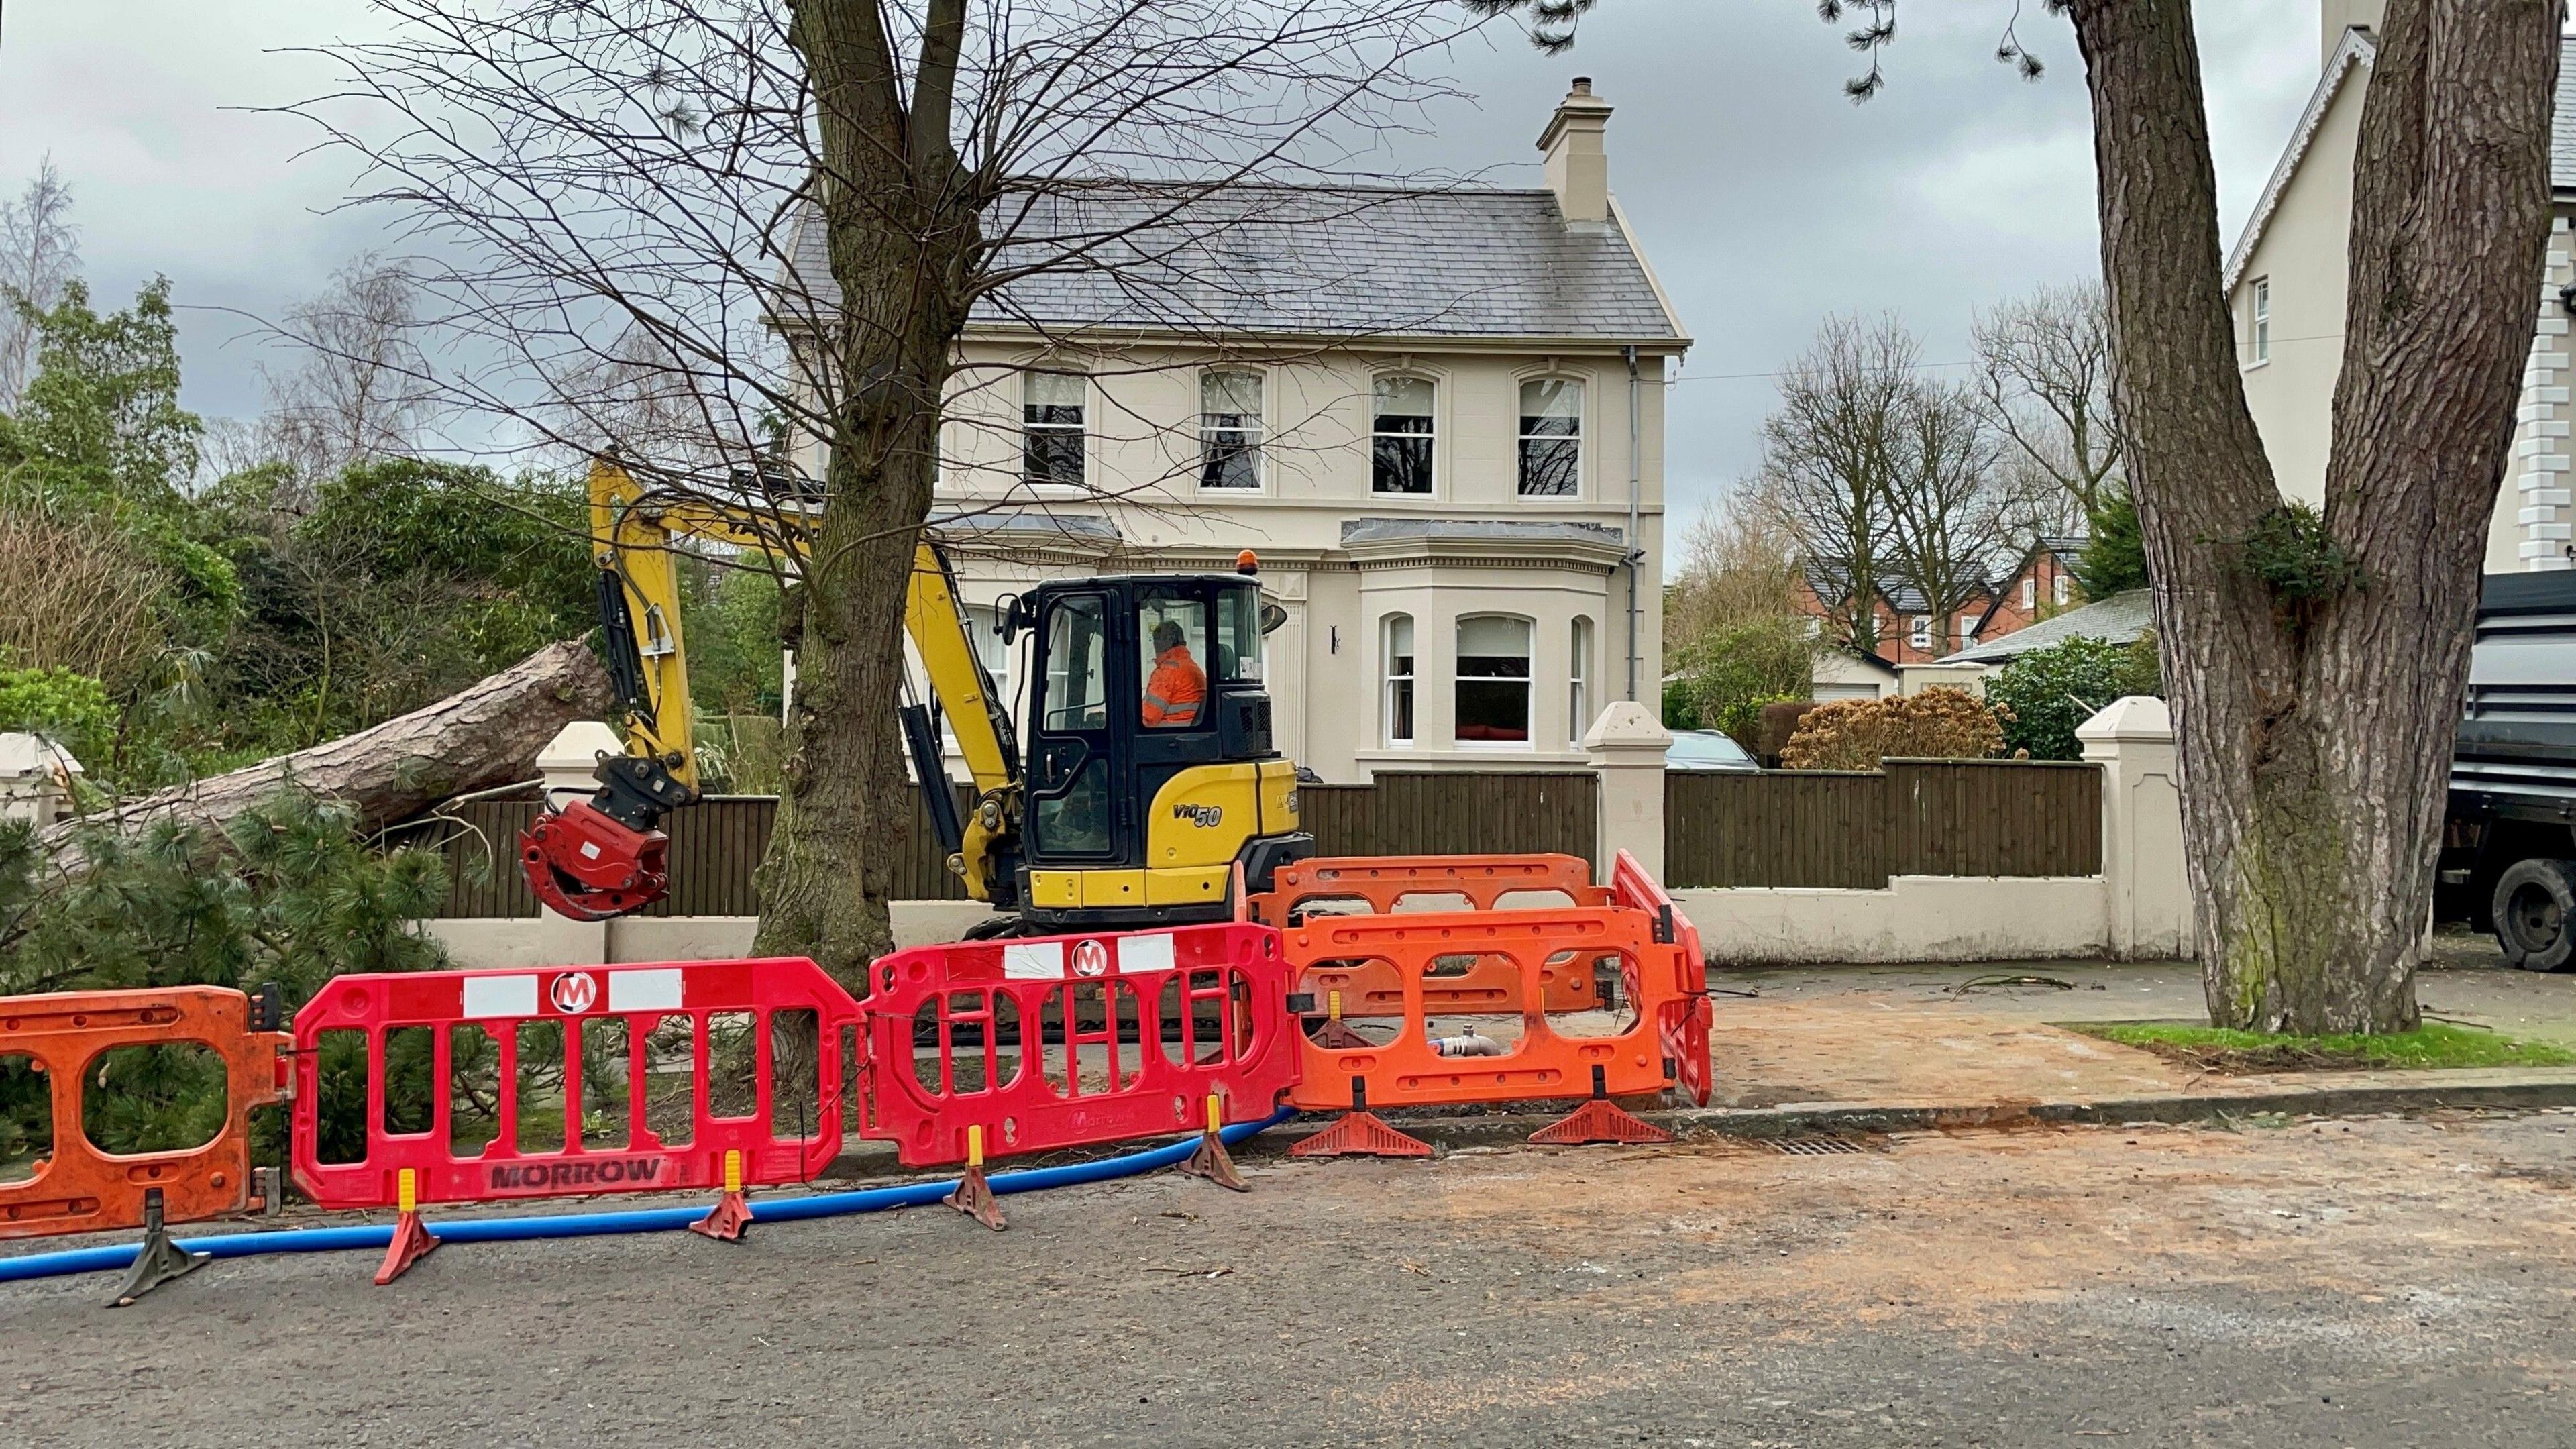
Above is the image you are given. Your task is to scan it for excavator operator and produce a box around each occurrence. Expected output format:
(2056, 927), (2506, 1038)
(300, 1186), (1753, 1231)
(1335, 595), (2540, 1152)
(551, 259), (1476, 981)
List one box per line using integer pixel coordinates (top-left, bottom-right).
(1142, 619), (1206, 728)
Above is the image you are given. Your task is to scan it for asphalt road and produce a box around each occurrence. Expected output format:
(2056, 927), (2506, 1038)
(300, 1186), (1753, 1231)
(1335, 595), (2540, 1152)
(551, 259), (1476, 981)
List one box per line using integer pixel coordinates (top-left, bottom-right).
(7, 1110), (2576, 1447)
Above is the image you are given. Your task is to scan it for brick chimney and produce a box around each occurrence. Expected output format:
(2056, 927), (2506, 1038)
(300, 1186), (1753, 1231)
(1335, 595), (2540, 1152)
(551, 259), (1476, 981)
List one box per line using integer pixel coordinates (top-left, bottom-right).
(2320, 0), (2383, 69)
(1538, 76), (1614, 227)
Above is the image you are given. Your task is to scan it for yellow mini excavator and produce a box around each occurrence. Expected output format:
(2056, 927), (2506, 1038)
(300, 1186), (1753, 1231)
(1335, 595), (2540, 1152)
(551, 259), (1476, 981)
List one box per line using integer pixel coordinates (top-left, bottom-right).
(519, 460), (1314, 936)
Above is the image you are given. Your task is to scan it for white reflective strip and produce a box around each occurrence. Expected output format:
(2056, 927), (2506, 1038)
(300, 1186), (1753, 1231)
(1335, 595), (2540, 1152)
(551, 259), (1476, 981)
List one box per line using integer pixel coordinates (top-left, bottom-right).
(462, 975), (539, 1019)
(608, 968), (684, 1013)
(1118, 932), (1175, 975)
(1003, 941), (1065, 979)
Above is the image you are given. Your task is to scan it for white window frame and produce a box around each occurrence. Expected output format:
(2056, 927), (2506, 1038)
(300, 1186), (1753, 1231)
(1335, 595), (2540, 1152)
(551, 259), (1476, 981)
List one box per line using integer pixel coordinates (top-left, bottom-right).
(1370, 374), (1438, 496)
(2251, 278), (2271, 366)
(1909, 614), (1933, 652)
(1022, 370), (1087, 489)
(1515, 376), (1583, 499)
(1381, 612), (1416, 748)
(1570, 616), (1593, 744)
(1197, 368), (1265, 492)
(1453, 613), (1534, 751)
(2020, 577), (2035, 610)
(2052, 572), (2070, 607)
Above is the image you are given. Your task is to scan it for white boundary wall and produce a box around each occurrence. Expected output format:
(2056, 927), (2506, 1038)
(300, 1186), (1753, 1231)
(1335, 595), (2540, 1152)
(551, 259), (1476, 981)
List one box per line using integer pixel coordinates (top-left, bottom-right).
(433, 698), (2192, 969)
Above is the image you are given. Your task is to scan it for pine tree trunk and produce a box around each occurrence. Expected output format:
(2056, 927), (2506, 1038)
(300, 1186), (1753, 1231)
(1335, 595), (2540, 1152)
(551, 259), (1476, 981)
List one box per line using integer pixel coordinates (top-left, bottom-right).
(2065, 0), (2557, 1032)
(749, 0), (979, 992)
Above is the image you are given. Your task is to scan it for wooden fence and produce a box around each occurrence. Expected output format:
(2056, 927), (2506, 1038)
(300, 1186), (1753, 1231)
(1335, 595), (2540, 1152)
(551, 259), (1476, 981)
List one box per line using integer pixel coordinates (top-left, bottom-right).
(396, 772), (1597, 920)
(392, 786), (974, 919)
(1663, 758), (2101, 890)
(1301, 771), (1595, 861)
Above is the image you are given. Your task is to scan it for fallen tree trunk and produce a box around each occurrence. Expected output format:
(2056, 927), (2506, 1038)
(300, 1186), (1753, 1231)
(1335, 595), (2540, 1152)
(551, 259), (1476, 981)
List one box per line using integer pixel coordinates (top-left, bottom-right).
(44, 640), (613, 861)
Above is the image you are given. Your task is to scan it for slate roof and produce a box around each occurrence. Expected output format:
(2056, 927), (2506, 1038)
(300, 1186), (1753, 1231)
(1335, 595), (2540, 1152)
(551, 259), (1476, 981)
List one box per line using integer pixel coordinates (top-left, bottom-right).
(1948, 589), (2153, 665)
(780, 184), (1682, 342)
(1803, 561), (1992, 618)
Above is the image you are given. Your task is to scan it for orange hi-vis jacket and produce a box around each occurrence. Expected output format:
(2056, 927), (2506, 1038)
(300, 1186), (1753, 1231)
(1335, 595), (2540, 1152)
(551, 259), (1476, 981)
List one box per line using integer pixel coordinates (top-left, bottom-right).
(1143, 646), (1208, 727)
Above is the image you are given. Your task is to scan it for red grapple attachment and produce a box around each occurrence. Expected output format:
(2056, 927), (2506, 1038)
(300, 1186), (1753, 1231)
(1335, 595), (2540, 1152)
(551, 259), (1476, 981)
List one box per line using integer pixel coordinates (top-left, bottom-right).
(520, 799), (672, 921)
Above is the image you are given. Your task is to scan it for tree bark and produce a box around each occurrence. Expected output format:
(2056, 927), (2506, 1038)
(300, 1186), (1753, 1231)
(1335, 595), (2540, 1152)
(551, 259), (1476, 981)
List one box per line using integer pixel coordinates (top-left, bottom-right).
(2066, 0), (2557, 1032)
(43, 639), (612, 863)
(750, 0), (980, 991)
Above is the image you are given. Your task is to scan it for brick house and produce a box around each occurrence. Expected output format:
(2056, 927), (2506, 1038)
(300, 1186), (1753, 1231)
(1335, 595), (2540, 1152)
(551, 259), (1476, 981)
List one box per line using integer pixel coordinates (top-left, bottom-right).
(1969, 535), (2088, 642)
(1796, 535), (2086, 669)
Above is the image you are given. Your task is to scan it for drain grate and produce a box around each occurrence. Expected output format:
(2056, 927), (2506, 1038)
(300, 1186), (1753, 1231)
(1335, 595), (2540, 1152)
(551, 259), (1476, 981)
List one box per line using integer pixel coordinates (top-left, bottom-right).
(1766, 1134), (1868, 1156)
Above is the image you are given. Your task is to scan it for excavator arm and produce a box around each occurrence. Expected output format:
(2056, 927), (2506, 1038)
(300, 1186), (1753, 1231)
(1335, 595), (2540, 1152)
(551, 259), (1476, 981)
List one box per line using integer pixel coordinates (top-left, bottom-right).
(520, 458), (1022, 920)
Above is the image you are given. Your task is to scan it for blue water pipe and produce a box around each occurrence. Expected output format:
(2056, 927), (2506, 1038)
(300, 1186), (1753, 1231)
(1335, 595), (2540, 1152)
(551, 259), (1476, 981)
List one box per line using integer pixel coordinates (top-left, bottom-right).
(0, 1108), (1296, 1286)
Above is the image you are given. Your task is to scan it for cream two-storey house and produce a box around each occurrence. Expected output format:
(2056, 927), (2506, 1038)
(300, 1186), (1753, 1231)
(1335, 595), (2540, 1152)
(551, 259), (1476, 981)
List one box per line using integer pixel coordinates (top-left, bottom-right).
(2227, 1), (2576, 573)
(782, 81), (1688, 784)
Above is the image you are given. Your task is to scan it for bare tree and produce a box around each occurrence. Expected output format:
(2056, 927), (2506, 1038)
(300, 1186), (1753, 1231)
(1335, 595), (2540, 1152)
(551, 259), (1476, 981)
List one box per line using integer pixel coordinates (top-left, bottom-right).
(0, 160), (80, 410)
(292, 1), (1493, 982)
(259, 254), (432, 490)
(1665, 489), (1805, 650)
(1750, 313), (1913, 654)
(1876, 376), (2010, 659)
(1495, 0), (2562, 1037)
(1973, 281), (2121, 537)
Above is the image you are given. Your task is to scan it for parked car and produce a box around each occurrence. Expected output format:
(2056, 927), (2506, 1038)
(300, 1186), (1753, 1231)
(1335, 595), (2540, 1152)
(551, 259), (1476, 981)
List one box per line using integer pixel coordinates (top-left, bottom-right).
(1666, 729), (1758, 773)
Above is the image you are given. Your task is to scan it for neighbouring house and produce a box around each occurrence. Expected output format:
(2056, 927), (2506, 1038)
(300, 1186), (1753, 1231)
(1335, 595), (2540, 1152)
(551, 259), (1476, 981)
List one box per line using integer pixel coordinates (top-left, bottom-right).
(1795, 566), (1996, 665)
(779, 79), (1688, 783)
(1947, 589), (2154, 668)
(1971, 535), (2088, 642)
(1795, 536), (2086, 671)
(2227, 1), (2576, 573)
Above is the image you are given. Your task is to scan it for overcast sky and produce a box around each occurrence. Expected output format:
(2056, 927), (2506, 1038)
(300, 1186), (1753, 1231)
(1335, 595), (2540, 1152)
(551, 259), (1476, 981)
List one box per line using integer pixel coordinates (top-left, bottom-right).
(0, 0), (2322, 524)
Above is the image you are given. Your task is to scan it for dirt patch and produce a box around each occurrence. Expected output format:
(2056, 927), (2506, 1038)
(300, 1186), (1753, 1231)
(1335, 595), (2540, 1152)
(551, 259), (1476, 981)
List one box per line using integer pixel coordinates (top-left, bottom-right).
(2116, 1037), (2393, 1075)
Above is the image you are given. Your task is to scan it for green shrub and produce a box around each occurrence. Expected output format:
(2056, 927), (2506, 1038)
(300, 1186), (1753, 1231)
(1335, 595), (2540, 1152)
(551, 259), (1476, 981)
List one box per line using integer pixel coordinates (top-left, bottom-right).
(0, 787), (451, 1161)
(0, 664), (115, 763)
(1984, 634), (2164, 761)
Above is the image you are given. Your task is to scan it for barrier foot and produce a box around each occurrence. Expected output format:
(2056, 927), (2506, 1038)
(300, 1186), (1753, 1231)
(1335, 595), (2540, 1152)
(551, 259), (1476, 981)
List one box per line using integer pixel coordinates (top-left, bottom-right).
(1529, 1067), (1676, 1146)
(109, 1190), (205, 1307)
(1178, 1130), (1248, 1191)
(1289, 1083), (1429, 1159)
(690, 1191), (753, 1242)
(374, 1210), (441, 1286)
(945, 1163), (1008, 1231)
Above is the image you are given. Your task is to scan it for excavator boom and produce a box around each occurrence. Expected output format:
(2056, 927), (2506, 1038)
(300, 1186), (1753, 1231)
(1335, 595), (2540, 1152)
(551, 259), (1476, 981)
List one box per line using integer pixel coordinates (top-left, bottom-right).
(520, 460), (1018, 920)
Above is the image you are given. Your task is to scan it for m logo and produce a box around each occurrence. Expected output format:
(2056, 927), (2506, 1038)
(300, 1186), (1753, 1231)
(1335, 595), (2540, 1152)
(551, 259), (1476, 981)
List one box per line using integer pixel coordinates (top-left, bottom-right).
(550, 971), (599, 1014)
(1171, 803), (1224, 828)
(1070, 939), (1110, 977)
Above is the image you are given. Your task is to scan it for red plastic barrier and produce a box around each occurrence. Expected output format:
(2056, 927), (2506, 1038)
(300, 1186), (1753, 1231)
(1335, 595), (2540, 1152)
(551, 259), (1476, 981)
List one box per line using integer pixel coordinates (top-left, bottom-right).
(1611, 849), (1714, 1108)
(292, 959), (859, 1210)
(859, 923), (1300, 1167)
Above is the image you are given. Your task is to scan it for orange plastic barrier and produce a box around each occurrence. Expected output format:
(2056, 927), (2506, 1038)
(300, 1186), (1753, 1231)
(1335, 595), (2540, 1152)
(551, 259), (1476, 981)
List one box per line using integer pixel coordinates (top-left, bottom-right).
(1253, 854), (1606, 1016)
(1283, 900), (1701, 1115)
(0, 986), (288, 1240)
(1610, 849), (1713, 1108)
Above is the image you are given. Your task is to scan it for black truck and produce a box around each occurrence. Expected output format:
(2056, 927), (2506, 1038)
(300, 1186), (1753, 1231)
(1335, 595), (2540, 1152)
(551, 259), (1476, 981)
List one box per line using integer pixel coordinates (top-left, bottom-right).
(2440, 571), (2576, 969)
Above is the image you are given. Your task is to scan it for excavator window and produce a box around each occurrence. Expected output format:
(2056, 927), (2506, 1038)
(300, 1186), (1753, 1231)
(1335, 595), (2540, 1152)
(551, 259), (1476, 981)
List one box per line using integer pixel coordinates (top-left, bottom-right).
(1041, 594), (1109, 731)
(1215, 586), (1265, 684)
(1138, 588), (1209, 729)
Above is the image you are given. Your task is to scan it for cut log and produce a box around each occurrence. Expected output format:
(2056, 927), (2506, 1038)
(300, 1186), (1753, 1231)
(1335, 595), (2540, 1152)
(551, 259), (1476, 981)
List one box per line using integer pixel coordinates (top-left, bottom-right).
(44, 641), (613, 860)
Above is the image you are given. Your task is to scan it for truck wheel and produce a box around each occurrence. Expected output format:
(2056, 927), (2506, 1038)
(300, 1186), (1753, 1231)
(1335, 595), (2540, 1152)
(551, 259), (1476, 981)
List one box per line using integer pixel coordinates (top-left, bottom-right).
(2491, 859), (2576, 972)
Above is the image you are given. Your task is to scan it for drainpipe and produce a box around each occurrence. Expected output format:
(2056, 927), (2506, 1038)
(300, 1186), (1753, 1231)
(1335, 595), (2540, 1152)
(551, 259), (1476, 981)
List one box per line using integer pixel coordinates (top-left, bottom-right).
(1623, 345), (1642, 702)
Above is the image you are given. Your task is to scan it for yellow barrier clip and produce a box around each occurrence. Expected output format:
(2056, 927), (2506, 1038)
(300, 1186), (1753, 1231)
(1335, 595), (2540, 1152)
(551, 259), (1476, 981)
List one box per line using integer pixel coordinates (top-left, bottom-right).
(1178, 1092), (1248, 1193)
(690, 1148), (753, 1243)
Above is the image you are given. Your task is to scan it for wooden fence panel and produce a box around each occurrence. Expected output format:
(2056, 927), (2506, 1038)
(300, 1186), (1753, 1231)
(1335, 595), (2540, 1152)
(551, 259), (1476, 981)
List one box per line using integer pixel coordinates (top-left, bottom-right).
(1301, 772), (1594, 861)
(1664, 759), (2101, 890)
(393, 788), (967, 918)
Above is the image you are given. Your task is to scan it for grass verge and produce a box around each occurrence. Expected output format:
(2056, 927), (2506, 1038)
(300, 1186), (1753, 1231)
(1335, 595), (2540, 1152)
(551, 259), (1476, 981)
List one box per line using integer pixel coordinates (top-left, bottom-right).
(2067, 1020), (2576, 1074)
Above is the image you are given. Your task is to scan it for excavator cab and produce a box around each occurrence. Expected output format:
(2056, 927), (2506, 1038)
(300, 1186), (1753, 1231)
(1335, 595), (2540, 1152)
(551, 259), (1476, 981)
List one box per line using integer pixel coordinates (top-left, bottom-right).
(1007, 568), (1307, 932)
